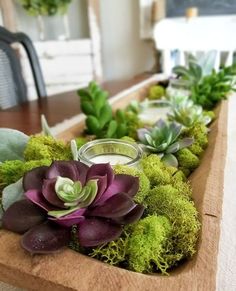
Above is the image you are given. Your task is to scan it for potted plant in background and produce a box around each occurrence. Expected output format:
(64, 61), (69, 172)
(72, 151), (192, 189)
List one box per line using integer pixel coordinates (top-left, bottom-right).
(18, 0), (73, 40)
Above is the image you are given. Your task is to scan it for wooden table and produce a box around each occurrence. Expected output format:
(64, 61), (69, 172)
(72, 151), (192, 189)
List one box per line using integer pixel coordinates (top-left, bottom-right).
(0, 75), (150, 135)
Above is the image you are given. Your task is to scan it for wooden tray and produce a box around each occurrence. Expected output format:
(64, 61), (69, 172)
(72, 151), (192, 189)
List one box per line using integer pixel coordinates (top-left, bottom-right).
(0, 76), (228, 291)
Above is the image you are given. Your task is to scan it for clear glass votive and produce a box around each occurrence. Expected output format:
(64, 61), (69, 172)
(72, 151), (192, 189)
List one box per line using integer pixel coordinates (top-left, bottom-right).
(78, 138), (143, 167)
(166, 78), (191, 99)
(138, 99), (171, 124)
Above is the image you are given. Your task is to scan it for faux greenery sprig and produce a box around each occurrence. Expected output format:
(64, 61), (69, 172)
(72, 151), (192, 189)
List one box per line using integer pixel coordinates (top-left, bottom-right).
(190, 64), (236, 109)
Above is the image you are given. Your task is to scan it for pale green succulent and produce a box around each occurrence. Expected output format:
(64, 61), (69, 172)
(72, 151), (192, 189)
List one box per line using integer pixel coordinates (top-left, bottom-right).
(173, 51), (217, 85)
(168, 100), (211, 127)
(137, 119), (194, 167)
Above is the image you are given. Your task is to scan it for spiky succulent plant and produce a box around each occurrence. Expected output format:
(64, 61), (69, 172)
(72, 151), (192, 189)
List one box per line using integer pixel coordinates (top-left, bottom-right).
(137, 119), (193, 167)
(168, 99), (211, 127)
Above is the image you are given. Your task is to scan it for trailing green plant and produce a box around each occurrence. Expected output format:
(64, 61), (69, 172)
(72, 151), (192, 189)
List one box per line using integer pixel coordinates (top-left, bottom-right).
(18, 0), (72, 16)
(168, 99), (211, 127)
(137, 119), (194, 167)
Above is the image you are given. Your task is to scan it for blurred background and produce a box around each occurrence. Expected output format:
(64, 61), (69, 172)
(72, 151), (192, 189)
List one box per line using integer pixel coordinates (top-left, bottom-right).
(0, 0), (235, 98)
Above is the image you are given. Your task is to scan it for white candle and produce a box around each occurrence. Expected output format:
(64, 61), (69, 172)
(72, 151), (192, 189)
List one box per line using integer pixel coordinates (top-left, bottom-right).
(139, 107), (170, 124)
(90, 154), (132, 165)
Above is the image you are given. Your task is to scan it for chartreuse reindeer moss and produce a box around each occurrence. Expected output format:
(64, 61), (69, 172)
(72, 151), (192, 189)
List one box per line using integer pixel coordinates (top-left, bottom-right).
(182, 122), (208, 149)
(0, 159), (51, 186)
(148, 85), (166, 100)
(90, 231), (130, 266)
(175, 148), (200, 171)
(24, 135), (72, 161)
(145, 185), (200, 263)
(113, 165), (150, 204)
(127, 215), (172, 274)
(141, 155), (175, 187)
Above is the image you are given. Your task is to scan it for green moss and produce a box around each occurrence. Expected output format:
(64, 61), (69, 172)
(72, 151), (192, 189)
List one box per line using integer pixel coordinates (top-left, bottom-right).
(141, 155), (172, 187)
(145, 185), (200, 264)
(75, 137), (88, 149)
(179, 167), (191, 177)
(170, 178), (192, 199)
(114, 165), (150, 204)
(203, 110), (216, 121)
(182, 123), (208, 149)
(24, 135), (72, 161)
(0, 159), (51, 186)
(148, 85), (165, 100)
(125, 111), (143, 140)
(188, 142), (204, 157)
(89, 231), (129, 266)
(172, 170), (187, 182)
(127, 215), (172, 274)
(176, 148), (200, 171)
(120, 136), (136, 143)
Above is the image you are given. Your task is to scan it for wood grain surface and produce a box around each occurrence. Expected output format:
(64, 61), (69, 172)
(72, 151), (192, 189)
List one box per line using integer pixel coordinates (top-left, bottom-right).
(0, 78), (228, 291)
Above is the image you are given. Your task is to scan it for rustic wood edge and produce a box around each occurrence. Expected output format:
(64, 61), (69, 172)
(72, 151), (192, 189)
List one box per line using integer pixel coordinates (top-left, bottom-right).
(0, 79), (228, 291)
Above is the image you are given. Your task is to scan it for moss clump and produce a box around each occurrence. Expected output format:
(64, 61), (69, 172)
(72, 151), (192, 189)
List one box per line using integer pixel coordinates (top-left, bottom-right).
(0, 159), (51, 186)
(182, 123), (208, 149)
(89, 232), (129, 266)
(75, 137), (88, 149)
(188, 142), (204, 157)
(127, 215), (172, 274)
(170, 178), (192, 199)
(120, 136), (136, 143)
(125, 111), (143, 140)
(172, 170), (187, 182)
(114, 165), (150, 204)
(203, 110), (216, 121)
(145, 185), (200, 264)
(141, 155), (172, 187)
(176, 148), (200, 171)
(148, 85), (165, 100)
(24, 135), (72, 161)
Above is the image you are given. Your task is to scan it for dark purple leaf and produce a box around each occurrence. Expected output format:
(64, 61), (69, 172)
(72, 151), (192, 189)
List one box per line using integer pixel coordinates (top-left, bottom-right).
(21, 222), (70, 254)
(88, 192), (135, 218)
(95, 174), (139, 205)
(42, 178), (65, 208)
(46, 161), (78, 181)
(25, 189), (56, 212)
(78, 218), (122, 247)
(2, 200), (46, 234)
(49, 208), (86, 227)
(23, 166), (48, 191)
(112, 204), (144, 225)
(72, 161), (89, 185)
(86, 163), (114, 188)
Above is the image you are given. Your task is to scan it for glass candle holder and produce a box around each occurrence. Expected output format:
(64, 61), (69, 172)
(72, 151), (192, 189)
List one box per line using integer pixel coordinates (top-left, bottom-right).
(78, 139), (143, 167)
(166, 78), (191, 99)
(138, 99), (171, 124)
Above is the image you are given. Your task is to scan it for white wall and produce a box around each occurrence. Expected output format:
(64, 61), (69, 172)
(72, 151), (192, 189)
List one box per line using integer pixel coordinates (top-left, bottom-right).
(99, 0), (155, 81)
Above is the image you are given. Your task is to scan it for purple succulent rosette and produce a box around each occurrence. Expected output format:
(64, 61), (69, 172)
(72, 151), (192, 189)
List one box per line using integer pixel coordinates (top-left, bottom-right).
(2, 161), (144, 254)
